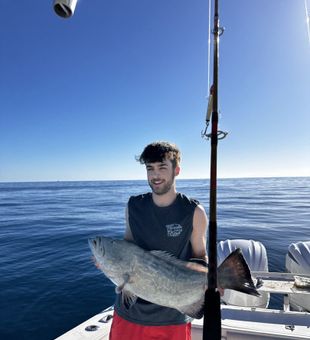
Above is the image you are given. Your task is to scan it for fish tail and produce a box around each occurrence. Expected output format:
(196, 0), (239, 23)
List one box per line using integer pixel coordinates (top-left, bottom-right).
(217, 248), (260, 296)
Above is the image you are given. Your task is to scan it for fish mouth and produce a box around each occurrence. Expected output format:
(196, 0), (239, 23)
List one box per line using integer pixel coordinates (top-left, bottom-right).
(88, 237), (105, 256)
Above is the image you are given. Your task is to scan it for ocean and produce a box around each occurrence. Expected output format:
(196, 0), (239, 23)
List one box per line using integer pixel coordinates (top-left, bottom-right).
(0, 177), (309, 340)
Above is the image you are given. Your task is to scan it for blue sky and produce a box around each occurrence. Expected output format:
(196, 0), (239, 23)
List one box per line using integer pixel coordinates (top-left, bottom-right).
(1, 0), (309, 182)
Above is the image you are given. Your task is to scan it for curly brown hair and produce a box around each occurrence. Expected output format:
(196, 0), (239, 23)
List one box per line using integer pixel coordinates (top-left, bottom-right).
(137, 141), (181, 169)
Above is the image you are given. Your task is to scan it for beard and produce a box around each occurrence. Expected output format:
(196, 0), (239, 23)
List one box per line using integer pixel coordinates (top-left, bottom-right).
(149, 173), (175, 195)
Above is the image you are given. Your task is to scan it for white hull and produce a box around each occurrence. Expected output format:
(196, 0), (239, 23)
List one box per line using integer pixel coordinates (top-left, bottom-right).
(55, 305), (310, 340)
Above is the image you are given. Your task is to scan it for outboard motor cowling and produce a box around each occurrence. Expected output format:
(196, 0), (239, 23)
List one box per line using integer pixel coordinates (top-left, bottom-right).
(285, 241), (310, 312)
(218, 239), (270, 308)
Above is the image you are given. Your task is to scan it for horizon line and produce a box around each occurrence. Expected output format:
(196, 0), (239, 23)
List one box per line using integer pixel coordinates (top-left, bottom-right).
(1, 175), (309, 184)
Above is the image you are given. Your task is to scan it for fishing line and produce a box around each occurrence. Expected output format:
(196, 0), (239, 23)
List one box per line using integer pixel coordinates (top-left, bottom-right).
(207, 0), (212, 92)
(201, 0), (213, 138)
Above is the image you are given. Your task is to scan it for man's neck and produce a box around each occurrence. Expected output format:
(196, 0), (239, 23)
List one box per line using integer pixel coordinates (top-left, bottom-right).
(152, 188), (177, 207)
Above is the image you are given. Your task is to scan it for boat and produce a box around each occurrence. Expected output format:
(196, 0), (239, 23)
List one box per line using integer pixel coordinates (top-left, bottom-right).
(55, 239), (310, 340)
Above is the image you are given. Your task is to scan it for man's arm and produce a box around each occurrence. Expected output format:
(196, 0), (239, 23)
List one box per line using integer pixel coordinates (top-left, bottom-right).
(191, 204), (208, 262)
(192, 204), (224, 295)
(124, 204), (134, 241)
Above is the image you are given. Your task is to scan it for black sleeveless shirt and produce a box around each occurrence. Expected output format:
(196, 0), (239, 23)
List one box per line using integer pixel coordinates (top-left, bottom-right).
(114, 192), (199, 326)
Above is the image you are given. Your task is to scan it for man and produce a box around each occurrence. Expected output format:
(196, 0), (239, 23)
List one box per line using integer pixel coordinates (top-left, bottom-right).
(109, 141), (208, 340)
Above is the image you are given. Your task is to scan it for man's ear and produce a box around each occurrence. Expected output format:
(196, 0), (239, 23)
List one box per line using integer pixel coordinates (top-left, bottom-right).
(175, 166), (180, 176)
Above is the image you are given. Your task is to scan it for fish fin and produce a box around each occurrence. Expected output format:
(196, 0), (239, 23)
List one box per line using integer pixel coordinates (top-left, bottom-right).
(150, 251), (207, 273)
(122, 290), (138, 310)
(150, 250), (182, 262)
(179, 298), (205, 319)
(218, 248), (260, 297)
(115, 273), (137, 309)
(115, 273), (130, 294)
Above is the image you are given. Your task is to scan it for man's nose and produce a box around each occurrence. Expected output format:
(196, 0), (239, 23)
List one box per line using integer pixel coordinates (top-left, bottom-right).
(151, 169), (160, 178)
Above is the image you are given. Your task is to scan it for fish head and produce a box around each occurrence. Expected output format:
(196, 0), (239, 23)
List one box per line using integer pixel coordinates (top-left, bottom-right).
(88, 236), (123, 263)
(88, 236), (128, 284)
(88, 236), (105, 257)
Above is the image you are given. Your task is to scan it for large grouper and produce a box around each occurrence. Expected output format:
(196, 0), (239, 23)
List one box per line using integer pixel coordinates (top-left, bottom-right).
(89, 236), (259, 318)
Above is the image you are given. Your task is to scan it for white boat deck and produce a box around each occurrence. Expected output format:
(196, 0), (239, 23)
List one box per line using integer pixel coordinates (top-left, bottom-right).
(55, 305), (310, 340)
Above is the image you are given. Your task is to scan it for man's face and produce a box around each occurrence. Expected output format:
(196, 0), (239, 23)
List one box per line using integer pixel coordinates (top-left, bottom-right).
(146, 158), (180, 195)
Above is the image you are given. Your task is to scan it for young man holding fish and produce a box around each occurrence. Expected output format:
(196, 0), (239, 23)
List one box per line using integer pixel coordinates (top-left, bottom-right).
(110, 141), (208, 340)
(89, 141), (258, 338)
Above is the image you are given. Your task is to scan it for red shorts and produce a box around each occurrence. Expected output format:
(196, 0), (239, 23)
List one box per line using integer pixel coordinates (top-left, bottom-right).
(109, 312), (191, 340)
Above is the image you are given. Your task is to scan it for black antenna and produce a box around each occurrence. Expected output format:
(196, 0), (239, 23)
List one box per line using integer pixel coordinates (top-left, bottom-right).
(203, 0), (224, 339)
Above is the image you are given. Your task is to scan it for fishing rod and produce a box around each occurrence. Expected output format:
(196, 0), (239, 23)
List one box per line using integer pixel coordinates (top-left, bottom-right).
(202, 0), (225, 339)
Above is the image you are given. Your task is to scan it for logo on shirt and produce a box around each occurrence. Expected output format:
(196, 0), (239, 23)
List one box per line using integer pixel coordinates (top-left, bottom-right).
(166, 224), (183, 237)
